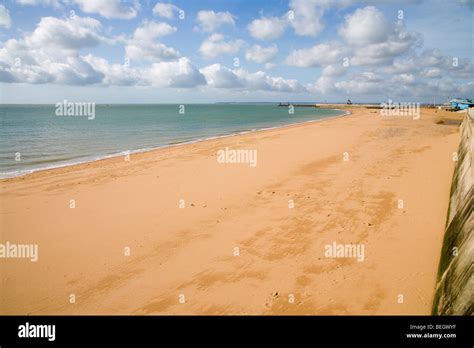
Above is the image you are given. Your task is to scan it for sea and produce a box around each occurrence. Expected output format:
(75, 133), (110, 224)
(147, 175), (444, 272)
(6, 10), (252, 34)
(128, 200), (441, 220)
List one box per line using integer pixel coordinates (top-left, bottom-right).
(0, 104), (345, 178)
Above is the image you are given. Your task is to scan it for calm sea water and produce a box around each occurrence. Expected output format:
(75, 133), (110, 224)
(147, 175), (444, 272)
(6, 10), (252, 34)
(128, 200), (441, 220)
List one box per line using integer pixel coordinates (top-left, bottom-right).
(0, 104), (344, 178)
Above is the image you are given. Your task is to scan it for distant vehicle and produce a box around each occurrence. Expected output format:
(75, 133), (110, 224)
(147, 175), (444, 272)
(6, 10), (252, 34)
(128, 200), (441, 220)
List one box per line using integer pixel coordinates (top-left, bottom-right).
(347, 99), (352, 105)
(449, 98), (474, 110)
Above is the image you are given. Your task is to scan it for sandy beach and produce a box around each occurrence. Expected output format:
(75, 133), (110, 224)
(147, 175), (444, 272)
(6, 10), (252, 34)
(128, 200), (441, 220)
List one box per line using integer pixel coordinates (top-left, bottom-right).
(0, 107), (463, 315)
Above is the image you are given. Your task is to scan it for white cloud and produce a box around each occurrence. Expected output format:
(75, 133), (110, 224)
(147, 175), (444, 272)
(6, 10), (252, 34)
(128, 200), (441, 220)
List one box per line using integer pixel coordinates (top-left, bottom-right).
(418, 49), (474, 79)
(0, 15), (108, 84)
(200, 64), (243, 88)
(25, 16), (106, 51)
(308, 67), (474, 99)
(286, 42), (349, 67)
(200, 63), (305, 93)
(196, 10), (235, 32)
(308, 76), (337, 94)
(234, 69), (305, 92)
(349, 27), (421, 66)
(287, 0), (364, 37)
(248, 16), (287, 40)
(0, 13), (202, 88)
(384, 58), (419, 74)
(334, 71), (384, 95)
(288, 0), (325, 37)
(83, 54), (141, 86)
(434, 80), (474, 98)
(0, 12), (239, 90)
(199, 33), (244, 59)
(348, 46), (474, 96)
(420, 68), (442, 78)
(44, 55), (104, 84)
(308, 70), (388, 96)
(153, 2), (181, 19)
(287, 0), (406, 38)
(15, 0), (139, 18)
(70, 0), (139, 19)
(0, 38), (104, 85)
(264, 62), (276, 70)
(245, 44), (278, 64)
(84, 55), (206, 88)
(350, 41), (417, 66)
(125, 21), (180, 62)
(419, 80), (474, 98)
(321, 64), (347, 77)
(15, 0), (61, 7)
(0, 15), (142, 86)
(146, 57), (206, 88)
(385, 49), (474, 79)
(0, 5), (11, 29)
(339, 6), (391, 46)
(339, 7), (421, 67)
(132, 21), (177, 40)
(391, 73), (416, 85)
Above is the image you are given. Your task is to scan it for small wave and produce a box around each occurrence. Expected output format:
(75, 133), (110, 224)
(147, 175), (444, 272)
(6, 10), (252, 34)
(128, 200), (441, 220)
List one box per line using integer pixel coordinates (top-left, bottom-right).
(0, 109), (349, 179)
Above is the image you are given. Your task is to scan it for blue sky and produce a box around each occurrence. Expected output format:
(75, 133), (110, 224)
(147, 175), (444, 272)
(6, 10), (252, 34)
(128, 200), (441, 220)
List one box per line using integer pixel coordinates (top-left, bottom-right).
(0, 0), (472, 103)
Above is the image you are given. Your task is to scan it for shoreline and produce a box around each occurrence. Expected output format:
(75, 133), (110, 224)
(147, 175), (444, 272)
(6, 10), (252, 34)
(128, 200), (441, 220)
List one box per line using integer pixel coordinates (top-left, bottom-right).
(0, 108), (350, 181)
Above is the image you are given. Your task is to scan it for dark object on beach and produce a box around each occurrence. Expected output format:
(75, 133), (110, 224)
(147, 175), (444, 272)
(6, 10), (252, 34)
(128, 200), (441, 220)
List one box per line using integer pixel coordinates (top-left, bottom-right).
(347, 99), (352, 105)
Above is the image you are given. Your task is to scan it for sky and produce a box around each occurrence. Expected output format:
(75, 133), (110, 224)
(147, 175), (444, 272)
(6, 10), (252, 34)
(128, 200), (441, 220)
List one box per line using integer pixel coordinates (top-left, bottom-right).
(0, 0), (472, 104)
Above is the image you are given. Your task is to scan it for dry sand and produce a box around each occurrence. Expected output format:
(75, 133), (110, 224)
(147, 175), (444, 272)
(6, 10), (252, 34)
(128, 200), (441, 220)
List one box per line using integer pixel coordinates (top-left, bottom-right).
(0, 107), (464, 315)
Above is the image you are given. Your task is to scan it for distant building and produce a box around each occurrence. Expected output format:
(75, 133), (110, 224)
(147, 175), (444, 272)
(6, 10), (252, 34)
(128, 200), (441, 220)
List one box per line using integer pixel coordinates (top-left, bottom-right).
(450, 98), (474, 110)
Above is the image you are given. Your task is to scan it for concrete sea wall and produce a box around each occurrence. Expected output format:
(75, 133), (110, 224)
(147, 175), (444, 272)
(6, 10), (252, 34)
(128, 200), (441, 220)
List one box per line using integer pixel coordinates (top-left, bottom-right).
(432, 108), (473, 315)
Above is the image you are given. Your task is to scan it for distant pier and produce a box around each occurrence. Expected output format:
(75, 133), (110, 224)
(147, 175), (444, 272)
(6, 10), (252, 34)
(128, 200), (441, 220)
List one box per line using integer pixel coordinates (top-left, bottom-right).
(278, 102), (319, 108)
